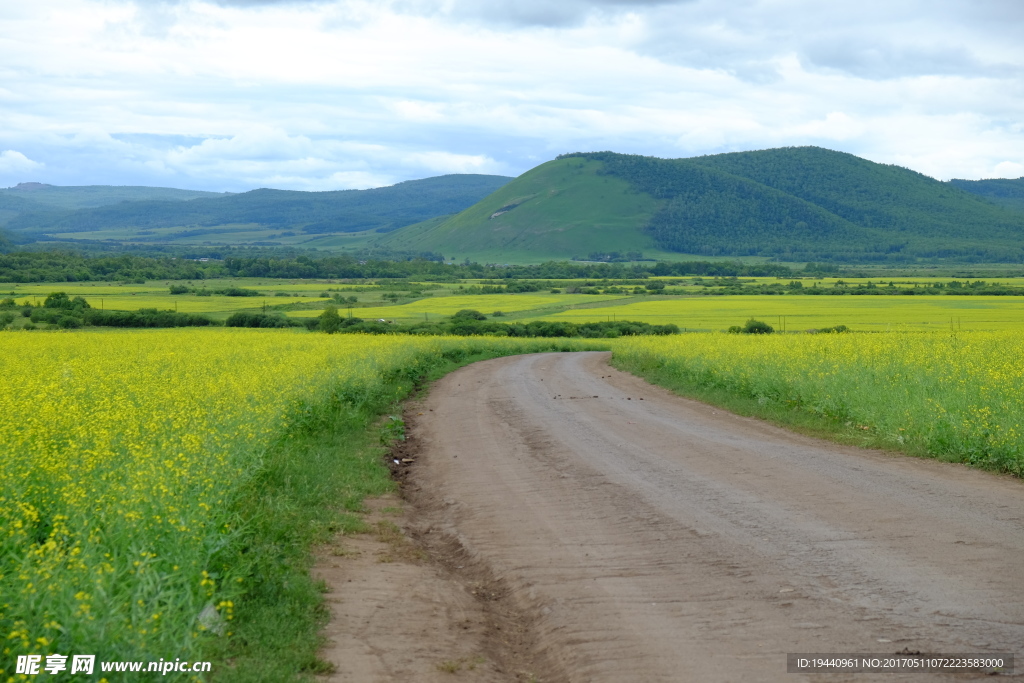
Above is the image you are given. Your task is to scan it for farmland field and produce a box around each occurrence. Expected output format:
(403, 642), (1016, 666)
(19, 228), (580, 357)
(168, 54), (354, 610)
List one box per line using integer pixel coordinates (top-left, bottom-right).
(0, 329), (602, 677)
(520, 295), (1024, 331)
(5, 281), (1024, 679)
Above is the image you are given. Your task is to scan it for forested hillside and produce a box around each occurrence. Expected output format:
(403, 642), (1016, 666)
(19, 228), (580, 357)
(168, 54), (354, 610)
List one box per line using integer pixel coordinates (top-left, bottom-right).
(949, 177), (1024, 212)
(5, 175), (512, 237)
(560, 148), (1024, 262)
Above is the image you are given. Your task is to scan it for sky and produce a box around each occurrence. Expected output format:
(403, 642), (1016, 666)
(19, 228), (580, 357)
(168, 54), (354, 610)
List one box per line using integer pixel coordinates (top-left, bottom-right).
(0, 0), (1021, 192)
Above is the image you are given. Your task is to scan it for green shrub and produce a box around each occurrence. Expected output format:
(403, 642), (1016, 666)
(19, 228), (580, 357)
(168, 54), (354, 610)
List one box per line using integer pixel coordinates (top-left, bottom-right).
(451, 309), (487, 321)
(742, 319), (774, 334)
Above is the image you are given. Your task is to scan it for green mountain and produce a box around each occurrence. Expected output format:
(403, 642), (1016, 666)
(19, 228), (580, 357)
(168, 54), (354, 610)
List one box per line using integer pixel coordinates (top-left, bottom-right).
(380, 148), (1024, 263)
(4, 176), (513, 243)
(0, 182), (225, 211)
(949, 177), (1024, 212)
(377, 157), (662, 262)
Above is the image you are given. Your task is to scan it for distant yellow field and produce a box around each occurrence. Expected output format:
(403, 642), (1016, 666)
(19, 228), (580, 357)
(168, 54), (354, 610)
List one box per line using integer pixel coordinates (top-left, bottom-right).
(287, 293), (628, 319)
(521, 295), (1024, 331)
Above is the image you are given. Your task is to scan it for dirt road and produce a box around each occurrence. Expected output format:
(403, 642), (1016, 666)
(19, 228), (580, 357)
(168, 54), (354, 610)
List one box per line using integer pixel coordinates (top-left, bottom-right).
(400, 352), (1023, 681)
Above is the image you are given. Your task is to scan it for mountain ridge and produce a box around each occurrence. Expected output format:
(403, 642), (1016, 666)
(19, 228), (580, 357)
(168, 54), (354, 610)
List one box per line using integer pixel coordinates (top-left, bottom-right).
(2, 174), (514, 239)
(379, 147), (1024, 263)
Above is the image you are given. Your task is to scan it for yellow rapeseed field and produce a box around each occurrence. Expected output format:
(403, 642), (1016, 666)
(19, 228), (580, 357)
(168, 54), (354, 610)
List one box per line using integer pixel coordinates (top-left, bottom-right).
(5, 324), (1022, 678)
(614, 331), (1024, 473)
(0, 329), (597, 675)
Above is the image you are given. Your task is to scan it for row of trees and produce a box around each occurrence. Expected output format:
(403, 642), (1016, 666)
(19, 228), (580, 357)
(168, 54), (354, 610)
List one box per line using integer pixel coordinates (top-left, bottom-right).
(0, 249), (805, 283)
(315, 308), (680, 337)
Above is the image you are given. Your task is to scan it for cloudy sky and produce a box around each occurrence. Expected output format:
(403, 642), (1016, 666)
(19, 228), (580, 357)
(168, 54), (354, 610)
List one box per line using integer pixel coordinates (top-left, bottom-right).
(1, 0), (1021, 192)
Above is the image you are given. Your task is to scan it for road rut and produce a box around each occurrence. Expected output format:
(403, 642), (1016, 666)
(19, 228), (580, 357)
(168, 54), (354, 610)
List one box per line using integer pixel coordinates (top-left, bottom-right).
(406, 352), (1024, 681)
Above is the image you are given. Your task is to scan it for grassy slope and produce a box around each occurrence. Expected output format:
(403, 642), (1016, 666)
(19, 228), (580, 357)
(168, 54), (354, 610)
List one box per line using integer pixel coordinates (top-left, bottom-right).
(377, 158), (663, 262)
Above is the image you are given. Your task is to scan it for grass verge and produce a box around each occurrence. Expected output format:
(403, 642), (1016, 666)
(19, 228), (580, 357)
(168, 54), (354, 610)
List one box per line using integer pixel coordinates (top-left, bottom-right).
(202, 341), (603, 681)
(610, 352), (1020, 474)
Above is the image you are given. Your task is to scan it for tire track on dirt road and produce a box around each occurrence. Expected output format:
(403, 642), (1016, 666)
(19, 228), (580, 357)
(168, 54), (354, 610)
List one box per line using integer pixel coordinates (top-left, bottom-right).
(401, 351), (1024, 681)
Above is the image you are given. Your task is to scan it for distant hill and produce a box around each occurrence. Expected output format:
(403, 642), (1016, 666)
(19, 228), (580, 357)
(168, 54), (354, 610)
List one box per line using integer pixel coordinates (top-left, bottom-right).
(0, 183), (225, 211)
(377, 157), (662, 262)
(949, 177), (1024, 212)
(4, 175), (513, 244)
(380, 148), (1024, 263)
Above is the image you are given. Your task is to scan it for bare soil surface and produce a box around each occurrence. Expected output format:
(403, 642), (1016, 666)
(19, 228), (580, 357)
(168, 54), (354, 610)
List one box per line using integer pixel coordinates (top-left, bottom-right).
(319, 352), (1024, 682)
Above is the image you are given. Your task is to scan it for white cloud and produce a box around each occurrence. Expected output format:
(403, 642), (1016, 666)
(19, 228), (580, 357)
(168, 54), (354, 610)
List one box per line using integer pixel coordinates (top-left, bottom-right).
(0, 0), (1022, 190)
(0, 150), (44, 182)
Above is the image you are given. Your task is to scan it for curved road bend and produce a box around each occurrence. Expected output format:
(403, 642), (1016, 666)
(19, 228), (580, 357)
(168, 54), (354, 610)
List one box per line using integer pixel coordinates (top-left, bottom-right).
(409, 352), (1024, 682)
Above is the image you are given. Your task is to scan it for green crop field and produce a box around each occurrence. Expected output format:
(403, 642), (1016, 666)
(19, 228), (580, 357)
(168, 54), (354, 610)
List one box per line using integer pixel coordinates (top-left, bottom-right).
(2, 280), (337, 316)
(520, 295), (1024, 331)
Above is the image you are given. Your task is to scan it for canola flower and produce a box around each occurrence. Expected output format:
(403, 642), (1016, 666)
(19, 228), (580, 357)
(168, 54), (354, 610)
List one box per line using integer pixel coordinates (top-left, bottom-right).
(0, 329), (598, 676)
(614, 331), (1024, 474)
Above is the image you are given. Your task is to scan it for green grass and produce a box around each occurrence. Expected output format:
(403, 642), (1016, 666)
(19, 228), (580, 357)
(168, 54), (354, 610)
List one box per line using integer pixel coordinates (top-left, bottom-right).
(202, 337), (611, 681)
(612, 331), (1024, 475)
(377, 157), (662, 261)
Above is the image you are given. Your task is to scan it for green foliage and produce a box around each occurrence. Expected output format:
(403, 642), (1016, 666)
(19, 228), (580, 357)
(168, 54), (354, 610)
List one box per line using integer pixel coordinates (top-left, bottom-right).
(729, 319), (775, 334)
(0, 248), (800, 283)
(84, 309), (215, 328)
(225, 312), (303, 329)
(560, 149), (1024, 263)
(949, 177), (1024, 212)
(218, 287), (260, 297)
(0, 251), (211, 283)
(318, 307), (342, 334)
(451, 309), (487, 321)
(43, 292), (89, 311)
(742, 319), (774, 334)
